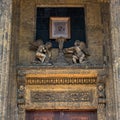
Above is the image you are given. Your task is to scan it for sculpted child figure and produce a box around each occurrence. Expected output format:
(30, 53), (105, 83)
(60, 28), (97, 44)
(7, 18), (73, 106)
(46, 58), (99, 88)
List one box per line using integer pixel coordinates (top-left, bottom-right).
(30, 39), (52, 63)
(64, 40), (89, 64)
(36, 42), (52, 63)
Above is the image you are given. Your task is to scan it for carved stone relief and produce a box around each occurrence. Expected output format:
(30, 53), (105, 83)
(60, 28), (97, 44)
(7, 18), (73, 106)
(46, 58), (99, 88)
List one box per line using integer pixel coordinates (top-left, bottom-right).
(31, 91), (92, 103)
(26, 77), (97, 85)
(30, 40), (53, 65)
(97, 72), (107, 120)
(17, 71), (26, 108)
(17, 85), (26, 120)
(16, 68), (107, 120)
(17, 85), (25, 105)
(97, 83), (106, 104)
(30, 38), (90, 66)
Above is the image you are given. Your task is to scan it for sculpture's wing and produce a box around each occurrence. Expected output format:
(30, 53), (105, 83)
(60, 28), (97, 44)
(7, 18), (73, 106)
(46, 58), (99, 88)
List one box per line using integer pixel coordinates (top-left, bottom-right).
(29, 39), (43, 51)
(79, 42), (90, 56)
(64, 47), (75, 54)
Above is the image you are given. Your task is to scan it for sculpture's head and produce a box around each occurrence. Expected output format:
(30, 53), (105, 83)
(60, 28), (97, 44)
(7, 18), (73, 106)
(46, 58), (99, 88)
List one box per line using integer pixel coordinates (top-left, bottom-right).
(74, 40), (80, 46)
(36, 39), (43, 45)
(45, 42), (52, 49)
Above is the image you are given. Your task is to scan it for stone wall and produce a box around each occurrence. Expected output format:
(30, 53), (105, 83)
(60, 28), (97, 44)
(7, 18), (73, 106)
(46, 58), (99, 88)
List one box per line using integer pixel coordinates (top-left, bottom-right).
(1, 0), (120, 120)
(86, 3), (103, 64)
(110, 0), (120, 120)
(0, 0), (12, 120)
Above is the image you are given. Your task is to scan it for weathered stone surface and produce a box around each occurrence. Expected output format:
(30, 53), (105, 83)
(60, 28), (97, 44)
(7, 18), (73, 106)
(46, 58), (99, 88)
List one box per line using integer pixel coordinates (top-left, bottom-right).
(0, 0), (120, 120)
(0, 0), (12, 120)
(110, 0), (120, 120)
(18, 0), (105, 66)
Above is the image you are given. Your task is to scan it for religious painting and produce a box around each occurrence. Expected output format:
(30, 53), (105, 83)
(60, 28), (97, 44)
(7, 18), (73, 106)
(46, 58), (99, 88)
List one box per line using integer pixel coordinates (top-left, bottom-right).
(50, 17), (71, 39)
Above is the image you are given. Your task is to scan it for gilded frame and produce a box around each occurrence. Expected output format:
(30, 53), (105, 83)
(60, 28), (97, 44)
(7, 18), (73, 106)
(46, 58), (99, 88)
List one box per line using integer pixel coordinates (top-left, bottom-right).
(50, 17), (71, 39)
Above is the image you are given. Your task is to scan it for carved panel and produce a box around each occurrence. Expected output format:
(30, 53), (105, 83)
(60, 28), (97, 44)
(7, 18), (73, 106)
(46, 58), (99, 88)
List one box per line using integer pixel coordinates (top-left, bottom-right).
(31, 91), (92, 103)
(17, 85), (25, 105)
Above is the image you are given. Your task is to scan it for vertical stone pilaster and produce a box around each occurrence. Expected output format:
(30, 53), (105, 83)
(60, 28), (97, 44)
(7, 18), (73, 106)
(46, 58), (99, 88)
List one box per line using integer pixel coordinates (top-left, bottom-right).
(100, 3), (115, 120)
(110, 0), (120, 120)
(7, 0), (21, 119)
(97, 104), (106, 120)
(0, 0), (12, 120)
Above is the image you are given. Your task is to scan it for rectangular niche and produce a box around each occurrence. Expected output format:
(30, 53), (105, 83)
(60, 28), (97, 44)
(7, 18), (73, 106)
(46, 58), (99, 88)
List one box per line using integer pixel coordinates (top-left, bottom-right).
(36, 7), (86, 48)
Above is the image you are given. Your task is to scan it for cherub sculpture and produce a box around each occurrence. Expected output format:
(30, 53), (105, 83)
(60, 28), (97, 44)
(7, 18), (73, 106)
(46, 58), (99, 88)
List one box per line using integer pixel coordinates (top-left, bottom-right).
(64, 40), (89, 64)
(30, 39), (52, 63)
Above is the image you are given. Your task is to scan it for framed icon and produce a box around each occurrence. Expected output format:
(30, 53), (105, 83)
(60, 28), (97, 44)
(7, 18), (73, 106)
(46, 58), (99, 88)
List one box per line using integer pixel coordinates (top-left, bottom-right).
(50, 17), (71, 39)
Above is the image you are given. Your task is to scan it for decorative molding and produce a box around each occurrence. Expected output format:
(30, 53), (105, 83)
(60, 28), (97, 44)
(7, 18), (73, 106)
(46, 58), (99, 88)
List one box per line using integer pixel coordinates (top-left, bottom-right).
(97, 72), (106, 104)
(26, 73), (97, 85)
(36, 0), (109, 6)
(97, 83), (106, 104)
(97, 72), (106, 120)
(17, 71), (26, 86)
(17, 85), (26, 120)
(26, 73), (97, 78)
(31, 91), (92, 103)
(26, 77), (97, 85)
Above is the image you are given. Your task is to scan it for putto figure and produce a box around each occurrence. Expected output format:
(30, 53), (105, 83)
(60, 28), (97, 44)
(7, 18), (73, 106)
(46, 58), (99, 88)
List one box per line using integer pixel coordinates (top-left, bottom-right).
(64, 40), (89, 64)
(30, 39), (52, 64)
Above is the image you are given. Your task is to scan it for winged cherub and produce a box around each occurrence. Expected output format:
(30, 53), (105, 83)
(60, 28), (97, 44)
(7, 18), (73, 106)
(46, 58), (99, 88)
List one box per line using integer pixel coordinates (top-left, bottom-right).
(64, 40), (90, 64)
(30, 39), (52, 63)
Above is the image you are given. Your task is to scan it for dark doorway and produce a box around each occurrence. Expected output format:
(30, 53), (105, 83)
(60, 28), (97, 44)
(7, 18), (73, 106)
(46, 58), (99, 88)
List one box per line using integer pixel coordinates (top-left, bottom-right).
(36, 7), (86, 48)
(26, 111), (97, 120)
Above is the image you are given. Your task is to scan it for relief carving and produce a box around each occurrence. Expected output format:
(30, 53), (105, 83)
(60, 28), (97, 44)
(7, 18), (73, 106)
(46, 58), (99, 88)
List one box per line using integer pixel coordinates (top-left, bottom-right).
(17, 85), (25, 105)
(26, 77), (97, 85)
(17, 71), (26, 87)
(31, 91), (92, 103)
(30, 38), (90, 66)
(97, 83), (106, 104)
(97, 72), (106, 104)
(97, 72), (107, 120)
(36, 0), (109, 5)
